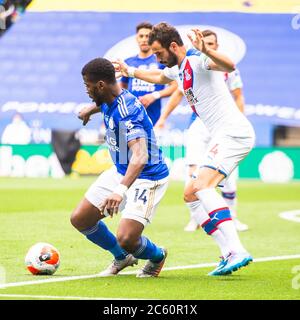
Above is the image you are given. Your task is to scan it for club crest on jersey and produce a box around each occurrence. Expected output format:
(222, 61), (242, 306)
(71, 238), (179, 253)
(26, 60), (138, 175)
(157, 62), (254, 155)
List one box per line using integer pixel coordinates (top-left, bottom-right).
(108, 117), (115, 130)
(184, 69), (191, 81)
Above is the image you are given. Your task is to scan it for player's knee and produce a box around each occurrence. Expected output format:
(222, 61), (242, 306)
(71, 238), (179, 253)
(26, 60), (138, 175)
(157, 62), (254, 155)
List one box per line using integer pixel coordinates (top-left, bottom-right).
(184, 194), (199, 203)
(70, 208), (85, 231)
(117, 233), (139, 253)
(184, 184), (200, 202)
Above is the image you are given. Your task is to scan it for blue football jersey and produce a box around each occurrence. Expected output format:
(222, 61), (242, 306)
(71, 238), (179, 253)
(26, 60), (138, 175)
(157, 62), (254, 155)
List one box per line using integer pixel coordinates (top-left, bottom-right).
(121, 54), (165, 125)
(100, 89), (169, 180)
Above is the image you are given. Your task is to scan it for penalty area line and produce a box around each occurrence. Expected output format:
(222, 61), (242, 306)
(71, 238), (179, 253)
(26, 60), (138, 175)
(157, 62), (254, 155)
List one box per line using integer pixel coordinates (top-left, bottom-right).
(0, 253), (300, 290)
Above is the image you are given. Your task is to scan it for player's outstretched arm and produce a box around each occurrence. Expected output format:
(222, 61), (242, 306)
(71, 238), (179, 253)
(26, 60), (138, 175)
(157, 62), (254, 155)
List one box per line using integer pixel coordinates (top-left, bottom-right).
(231, 88), (245, 113)
(113, 59), (172, 85)
(78, 104), (100, 126)
(155, 89), (184, 129)
(139, 80), (178, 109)
(188, 28), (235, 72)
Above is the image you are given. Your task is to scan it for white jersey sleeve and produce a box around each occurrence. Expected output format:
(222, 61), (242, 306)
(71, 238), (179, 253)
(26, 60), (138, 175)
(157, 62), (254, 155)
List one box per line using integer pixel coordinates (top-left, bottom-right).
(163, 66), (179, 81)
(226, 68), (243, 91)
(198, 53), (212, 70)
(185, 53), (212, 72)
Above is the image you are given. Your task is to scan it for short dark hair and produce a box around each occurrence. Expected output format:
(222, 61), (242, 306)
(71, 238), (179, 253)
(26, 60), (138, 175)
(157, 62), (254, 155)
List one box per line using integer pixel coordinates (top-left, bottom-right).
(148, 22), (184, 49)
(81, 58), (116, 84)
(136, 22), (153, 33)
(202, 29), (218, 43)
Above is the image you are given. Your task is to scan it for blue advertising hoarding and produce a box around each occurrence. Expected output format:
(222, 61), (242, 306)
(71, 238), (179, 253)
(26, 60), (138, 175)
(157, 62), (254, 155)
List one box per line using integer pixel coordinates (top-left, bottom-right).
(0, 12), (299, 146)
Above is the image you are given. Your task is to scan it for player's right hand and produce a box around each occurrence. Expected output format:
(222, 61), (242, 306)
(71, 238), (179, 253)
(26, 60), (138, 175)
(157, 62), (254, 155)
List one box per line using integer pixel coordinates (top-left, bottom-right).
(78, 107), (92, 126)
(188, 28), (207, 53)
(112, 59), (129, 78)
(154, 118), (166, 130)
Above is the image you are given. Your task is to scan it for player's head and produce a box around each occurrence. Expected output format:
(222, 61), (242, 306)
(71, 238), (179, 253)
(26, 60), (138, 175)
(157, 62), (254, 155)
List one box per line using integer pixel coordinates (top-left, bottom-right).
(202, 29), (218, 50)
(81, 58), (116, 106)
(148, 22), (184, 67)
(136, 22), (153, 54)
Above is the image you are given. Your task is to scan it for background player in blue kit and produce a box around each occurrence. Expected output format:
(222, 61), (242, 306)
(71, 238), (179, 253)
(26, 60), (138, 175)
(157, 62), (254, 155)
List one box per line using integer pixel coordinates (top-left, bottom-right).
(120, 22), (177, 125)
(71, 58), (169, 277)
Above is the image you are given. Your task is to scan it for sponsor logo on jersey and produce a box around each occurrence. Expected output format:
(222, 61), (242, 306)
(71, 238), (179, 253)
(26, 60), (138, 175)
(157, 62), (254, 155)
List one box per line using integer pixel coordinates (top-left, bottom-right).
(127, 128), (142, 136)
(184, 88), (198, 106)
(107, 136), (120, 152)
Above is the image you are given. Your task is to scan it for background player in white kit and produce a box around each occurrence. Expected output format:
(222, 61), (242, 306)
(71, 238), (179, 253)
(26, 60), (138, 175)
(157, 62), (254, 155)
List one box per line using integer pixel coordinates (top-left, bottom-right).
(114, 22), (255, 276)
(155, 29), (248, 232)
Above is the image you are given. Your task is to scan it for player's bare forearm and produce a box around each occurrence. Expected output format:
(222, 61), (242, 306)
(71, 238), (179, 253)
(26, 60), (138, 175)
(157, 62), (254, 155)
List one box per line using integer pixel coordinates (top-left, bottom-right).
(160, 89), (183, 120)
(206, 49), (235, 72)
(157, 80), (178, 98)
(134, 68), (171, 85)
(114, 60), (171, 85)
(78, 104), (101, 125)
(231, 88), (245, 113)
(120, 138), (148, 188)
(89, 104), (101, 114)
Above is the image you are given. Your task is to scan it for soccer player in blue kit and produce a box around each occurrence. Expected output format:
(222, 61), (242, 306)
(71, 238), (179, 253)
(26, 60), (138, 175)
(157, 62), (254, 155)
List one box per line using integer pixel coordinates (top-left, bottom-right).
(71, 58), (169, 277)
(120, 22), (177, 125)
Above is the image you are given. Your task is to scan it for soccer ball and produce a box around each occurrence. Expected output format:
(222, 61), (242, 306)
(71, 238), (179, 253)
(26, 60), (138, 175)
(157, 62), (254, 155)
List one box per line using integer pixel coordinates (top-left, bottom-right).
(25, 242), (60, 275)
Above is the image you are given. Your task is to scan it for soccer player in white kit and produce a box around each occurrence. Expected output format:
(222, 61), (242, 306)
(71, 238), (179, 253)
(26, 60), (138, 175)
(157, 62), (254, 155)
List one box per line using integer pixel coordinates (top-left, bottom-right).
(155, 29), (249, 232)
(114, 23), (255, 276)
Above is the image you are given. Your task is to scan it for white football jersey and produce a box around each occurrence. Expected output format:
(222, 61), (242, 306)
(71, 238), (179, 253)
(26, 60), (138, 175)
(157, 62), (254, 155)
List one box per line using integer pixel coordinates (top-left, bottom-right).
(163, 53), (252, 136)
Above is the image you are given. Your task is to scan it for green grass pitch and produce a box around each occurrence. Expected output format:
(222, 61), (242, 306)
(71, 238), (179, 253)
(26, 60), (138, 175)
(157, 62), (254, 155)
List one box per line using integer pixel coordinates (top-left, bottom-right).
(0, 177), (300, 300)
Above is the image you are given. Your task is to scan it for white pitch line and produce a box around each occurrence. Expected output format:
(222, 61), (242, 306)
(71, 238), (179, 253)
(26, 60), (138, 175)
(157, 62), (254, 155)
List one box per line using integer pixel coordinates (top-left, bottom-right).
(0, 294), (145, 300)
(279, 210), (300, 223)
(1, 253), (300, 290)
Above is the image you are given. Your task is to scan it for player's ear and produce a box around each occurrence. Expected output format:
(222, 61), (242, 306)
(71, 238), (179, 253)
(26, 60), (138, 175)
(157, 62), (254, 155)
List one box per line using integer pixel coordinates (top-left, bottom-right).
(96, 80), (105, 90)
(169, 42), (177, 52)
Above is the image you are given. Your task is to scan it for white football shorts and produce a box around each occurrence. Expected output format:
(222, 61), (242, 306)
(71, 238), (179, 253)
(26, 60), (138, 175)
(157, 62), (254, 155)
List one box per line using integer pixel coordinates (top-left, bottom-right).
(200, 126), (255, 185)
(185, 117), (211, 166)
(85, 166), (169, 227)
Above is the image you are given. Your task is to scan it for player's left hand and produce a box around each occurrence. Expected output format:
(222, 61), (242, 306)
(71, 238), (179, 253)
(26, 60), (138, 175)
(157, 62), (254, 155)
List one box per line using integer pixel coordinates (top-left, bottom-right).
(99, 193), (123, 218)
(139, 93), (156, 108)
(187, 29), (208, 53)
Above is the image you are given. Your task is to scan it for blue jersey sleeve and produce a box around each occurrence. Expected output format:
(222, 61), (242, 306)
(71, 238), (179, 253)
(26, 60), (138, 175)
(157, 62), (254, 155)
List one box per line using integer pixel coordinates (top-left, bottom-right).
(123, 111), (147, 143)
(120, 76), (129, 84)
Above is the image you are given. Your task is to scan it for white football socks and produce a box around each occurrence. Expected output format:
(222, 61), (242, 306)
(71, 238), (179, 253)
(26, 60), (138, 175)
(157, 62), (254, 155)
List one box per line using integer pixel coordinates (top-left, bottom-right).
(195, 188), (247, 254)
